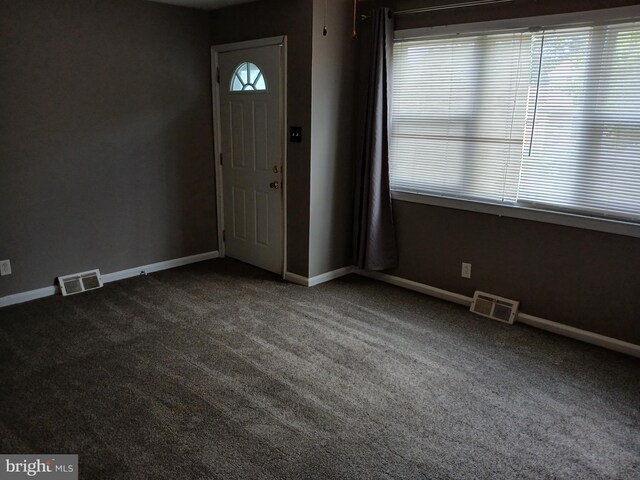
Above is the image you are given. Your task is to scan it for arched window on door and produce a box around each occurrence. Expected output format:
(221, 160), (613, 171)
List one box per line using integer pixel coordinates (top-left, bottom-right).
(230, 62), (267, 91)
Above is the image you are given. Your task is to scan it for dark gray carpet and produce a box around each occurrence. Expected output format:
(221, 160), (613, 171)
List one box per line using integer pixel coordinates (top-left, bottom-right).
(1, 258), (638, 479)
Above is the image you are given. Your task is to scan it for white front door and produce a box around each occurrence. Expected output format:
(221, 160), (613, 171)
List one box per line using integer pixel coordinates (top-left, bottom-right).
(217, 43), (284, 274)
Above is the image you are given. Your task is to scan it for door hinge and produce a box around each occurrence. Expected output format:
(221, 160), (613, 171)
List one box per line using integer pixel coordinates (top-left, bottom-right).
(220, 152), (223, 166)
(222, 229), (226, 242)
(216, 67), (220, 83)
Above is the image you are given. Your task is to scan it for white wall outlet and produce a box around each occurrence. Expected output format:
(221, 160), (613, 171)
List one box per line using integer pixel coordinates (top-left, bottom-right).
(461, 262), (471, 279)
(0, 259), (11, 276)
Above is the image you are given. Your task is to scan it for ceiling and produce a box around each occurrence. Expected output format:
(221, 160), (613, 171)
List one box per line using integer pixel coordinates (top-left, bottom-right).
(146, 0), (257, 10)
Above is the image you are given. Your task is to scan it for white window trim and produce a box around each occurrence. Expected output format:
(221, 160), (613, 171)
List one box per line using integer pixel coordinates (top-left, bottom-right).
(392, 191), (640, 238)
(392, 5), (640, 239)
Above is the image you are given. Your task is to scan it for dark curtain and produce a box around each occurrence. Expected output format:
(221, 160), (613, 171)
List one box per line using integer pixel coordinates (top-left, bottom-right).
(353, 8), (398, 271)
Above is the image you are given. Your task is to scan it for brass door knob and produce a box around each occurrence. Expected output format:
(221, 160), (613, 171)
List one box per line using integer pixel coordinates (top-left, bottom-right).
(270, 181), (280, 189)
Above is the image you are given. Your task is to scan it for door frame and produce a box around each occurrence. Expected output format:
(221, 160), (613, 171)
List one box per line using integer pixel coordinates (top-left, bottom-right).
(210, 36), (288, 277)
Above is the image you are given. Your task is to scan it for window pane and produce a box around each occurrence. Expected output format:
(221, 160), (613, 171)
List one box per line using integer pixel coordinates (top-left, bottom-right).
(255, 73), (266, 90)
(231, 75), (244, 92)
(391, 21), (640, 224)
(519, 23), (640, 221)
(230, 62), (267, 92)
(248, 63), (260, 84)
(391, 32), (532, 203)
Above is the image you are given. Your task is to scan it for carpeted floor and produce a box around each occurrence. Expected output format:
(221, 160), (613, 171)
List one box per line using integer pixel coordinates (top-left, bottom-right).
(0, 258), (638, 479)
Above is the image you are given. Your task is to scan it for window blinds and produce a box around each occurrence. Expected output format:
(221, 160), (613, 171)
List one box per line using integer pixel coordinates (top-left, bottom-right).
(520, 23), (640, 221)
(391, 32), (532, 203)
(390, 21), (640, 223)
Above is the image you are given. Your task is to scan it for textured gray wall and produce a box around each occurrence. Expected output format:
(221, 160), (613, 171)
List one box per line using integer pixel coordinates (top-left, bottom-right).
(209, 0), (313, 277)
(309, 0), (358, 278)
(0, 0), (216, 297)
(356, 0), (640, 344)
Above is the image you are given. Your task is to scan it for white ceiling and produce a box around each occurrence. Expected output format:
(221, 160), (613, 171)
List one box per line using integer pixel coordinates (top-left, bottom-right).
(146, 0), (257, 10)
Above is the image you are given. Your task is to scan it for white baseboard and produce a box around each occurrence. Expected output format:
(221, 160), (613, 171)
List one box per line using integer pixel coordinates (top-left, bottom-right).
(285, 265), (356, 288)
(0, 285), (59, 308)
(0, 251), (220, 308)
(517, 313), (640, 358)
(308, 266), (355, 287)
(4, 254), (637, 357)
(355, 270), (640, 358)
(101, 251), (219, 283)
(356, 269), (473, 307)
(284, 272), (310, 287)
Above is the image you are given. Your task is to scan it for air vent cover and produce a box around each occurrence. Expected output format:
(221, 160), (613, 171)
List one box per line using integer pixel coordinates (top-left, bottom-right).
(58, 269), (103, 296)
(470, 291), (519, 324)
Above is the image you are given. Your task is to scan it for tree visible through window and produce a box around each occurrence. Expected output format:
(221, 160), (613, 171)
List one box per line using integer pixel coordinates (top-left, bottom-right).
(230, 62), (266, 91)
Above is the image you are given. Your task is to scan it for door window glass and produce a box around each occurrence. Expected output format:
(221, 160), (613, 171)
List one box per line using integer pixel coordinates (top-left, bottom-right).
(230, 62), (267, 91)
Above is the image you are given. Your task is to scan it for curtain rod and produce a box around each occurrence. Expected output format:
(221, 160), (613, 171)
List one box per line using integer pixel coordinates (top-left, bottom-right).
(393, 0), (514, 15)
(368, 0), (515, 17)
(395, 0), (516, 15)
(361, 0), (516, 19)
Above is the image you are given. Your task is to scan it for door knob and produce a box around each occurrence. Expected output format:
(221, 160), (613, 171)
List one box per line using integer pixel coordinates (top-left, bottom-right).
(270, 181), (280, 189)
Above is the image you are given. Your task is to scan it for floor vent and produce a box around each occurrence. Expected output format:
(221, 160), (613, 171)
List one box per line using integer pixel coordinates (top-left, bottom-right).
(470, 291), (519, 324)
(58, 269), (103, 296)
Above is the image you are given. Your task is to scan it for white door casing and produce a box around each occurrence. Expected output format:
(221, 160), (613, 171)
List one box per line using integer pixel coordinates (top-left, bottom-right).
(211, 37), (287, 275)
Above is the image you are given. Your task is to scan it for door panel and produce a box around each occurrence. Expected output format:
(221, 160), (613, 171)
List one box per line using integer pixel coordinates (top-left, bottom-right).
(253, 102), (269, 171)
(230, 102), (245, 169)
(219, 44), (283, 274)
(255, 191), (269, 246)
(232, 187), (247, 240)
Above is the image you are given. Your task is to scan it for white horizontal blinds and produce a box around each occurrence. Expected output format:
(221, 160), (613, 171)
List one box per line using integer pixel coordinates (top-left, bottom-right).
(390, 32), (532, 203)
(519, 22), (640, 222)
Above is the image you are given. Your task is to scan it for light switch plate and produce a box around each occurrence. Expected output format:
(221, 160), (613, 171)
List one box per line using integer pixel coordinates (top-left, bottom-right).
(0, 259), (11, 276)
(461, 262), (471, 279)
(289, 126), (302, 143)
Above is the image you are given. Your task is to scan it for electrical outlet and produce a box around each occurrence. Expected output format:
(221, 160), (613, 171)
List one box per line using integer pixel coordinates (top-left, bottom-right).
(0, 259), (11, 276)
(461, 262), (471, 279)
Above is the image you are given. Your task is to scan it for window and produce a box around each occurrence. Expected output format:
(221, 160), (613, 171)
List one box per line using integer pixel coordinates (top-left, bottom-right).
(390, 21), (640, 227)
(230, 62), (266, 91)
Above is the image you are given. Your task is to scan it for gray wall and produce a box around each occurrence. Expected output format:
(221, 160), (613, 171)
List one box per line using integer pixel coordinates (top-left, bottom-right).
(391, 203), (640, 344)
(358, 0), (640, 344)
(309, 0), (358, 277)
(209, 0), (313, 277)
(0, 0), (216, 297)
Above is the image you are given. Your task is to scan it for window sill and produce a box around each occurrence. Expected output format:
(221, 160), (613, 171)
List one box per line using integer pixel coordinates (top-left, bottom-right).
(391, 191), (640, 239)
